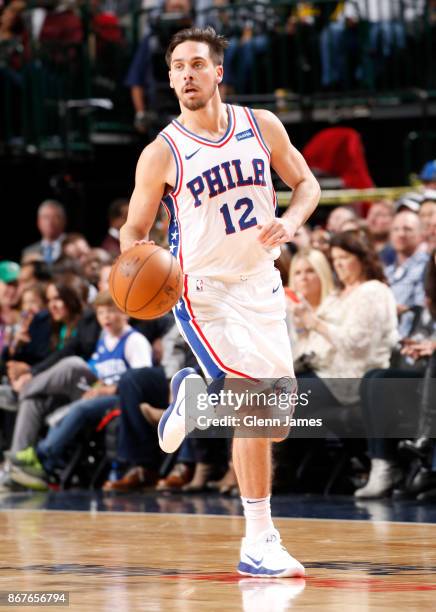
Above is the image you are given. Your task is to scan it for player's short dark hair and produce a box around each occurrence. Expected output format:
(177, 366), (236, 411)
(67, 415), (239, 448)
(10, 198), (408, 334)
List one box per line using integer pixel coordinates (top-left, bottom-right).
(165, 26), (228, 68)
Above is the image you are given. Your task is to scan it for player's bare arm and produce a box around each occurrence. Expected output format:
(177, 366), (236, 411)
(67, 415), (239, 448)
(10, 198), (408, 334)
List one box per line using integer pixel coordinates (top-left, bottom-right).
(253, 109), (321, 248)
(120, 138), (175, 252)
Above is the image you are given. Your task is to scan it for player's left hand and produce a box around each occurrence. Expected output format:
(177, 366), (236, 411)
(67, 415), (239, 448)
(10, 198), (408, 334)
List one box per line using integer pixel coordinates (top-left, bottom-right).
(257, 218), (298, 247)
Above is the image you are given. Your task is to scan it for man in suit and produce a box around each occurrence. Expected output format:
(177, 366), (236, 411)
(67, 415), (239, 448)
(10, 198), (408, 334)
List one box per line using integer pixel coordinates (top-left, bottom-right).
(21, 200), (67, 265)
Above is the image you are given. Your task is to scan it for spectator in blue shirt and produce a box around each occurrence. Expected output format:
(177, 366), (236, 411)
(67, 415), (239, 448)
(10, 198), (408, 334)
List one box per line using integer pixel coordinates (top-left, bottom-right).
(384, 210), (429, 336)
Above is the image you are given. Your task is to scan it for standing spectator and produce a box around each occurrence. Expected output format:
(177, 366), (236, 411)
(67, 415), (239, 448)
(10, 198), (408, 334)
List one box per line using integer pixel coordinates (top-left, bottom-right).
(101, 198), (129, 256)
(125, 0), (193, 134)
(366, 200), (395, 265)
(318, 1), (358, 89)
(21, 200), (67, 265)
(385, 210), (429, 336)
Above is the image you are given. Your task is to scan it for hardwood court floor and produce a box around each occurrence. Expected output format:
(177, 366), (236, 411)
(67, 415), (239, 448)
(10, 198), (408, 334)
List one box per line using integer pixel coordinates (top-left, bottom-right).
(1, 509), (435, 611)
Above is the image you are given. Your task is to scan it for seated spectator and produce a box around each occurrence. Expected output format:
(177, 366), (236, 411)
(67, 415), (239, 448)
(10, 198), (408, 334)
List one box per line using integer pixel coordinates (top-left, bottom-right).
(61, 233), (91, 266)
(17, 260), (52, 295)
(395, 191), (423, 215)
(428, 211), (436, 253)
(0, 261), (20, 356)
(356, 251), (436, 499)
(291, 230), (398, 408)
(326, 205), (358, 234)
(102, 321), (196, 492)
(291, 224), (312, 251)
(5, 277), (85, 397)
(419, 191), (436, 252)
(21, 200), (67, 265)
(2, 283), (48, 364)
(101, 198), (129, 256)
(98, 263), (112, 293)
(82, 248), (113, 293)
(384, 210), (429, 337)
(9, 291), (152, 490)
(310, 226), (331, 259)
(286, 248), (334, 357)
(366, 200), (395, 265)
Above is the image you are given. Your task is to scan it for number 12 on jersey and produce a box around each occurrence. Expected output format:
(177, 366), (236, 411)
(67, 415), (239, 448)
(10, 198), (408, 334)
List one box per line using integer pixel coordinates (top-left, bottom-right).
(219, 197), (258, 235)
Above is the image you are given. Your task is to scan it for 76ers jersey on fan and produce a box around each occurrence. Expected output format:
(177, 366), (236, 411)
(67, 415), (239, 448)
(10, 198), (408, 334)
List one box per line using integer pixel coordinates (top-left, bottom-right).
(159, 104), (280, 281)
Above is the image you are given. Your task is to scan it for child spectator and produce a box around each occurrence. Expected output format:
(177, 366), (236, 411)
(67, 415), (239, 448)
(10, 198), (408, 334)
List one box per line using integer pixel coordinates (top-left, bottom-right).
(9, 291), (152, 490)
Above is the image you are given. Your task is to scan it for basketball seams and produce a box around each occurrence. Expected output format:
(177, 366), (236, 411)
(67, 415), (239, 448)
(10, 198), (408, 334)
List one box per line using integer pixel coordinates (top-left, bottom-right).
(109, 261), (126, 312)
(123, 246), (162, 312)
(126, 251), (175, 314)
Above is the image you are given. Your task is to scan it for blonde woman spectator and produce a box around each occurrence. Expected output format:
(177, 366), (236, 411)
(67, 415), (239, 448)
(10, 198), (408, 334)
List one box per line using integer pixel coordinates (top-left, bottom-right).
(287, 248), (334, 362)
(292, 231), (398, 405)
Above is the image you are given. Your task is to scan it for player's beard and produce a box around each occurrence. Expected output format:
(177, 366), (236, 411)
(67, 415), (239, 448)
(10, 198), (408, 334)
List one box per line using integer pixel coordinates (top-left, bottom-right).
(178, 81), (217, 111)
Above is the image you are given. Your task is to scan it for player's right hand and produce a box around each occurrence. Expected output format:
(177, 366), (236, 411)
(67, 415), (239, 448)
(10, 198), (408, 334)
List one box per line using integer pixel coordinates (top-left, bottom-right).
(133, 239), (155, 247)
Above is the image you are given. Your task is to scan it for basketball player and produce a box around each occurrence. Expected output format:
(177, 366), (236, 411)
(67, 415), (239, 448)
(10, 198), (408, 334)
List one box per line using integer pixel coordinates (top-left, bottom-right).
(120, 27), (320, 577)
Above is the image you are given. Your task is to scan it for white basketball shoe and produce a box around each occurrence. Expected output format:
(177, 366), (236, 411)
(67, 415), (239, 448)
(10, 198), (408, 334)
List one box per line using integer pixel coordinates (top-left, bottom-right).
(157, 368), (204, 453)
(238, 529), (305, 578)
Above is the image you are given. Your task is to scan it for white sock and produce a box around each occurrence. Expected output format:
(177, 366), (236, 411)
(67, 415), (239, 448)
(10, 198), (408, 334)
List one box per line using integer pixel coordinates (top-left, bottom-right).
(241, 495), (274, 541)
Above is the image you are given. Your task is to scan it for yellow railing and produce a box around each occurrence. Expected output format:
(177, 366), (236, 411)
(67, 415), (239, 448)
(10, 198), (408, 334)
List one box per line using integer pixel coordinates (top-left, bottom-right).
(277, 186), (415, 207)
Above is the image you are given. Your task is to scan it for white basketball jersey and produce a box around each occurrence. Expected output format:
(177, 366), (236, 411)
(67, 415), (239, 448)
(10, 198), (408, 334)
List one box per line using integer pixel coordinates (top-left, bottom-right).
(159, 104), (280, 281)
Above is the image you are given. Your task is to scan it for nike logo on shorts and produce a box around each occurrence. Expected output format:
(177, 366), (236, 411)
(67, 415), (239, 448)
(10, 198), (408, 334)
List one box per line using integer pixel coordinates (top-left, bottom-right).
(185, 148), (201, 160)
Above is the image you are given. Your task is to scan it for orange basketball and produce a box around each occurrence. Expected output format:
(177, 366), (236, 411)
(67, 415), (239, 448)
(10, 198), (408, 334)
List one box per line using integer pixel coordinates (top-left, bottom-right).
(109, 244), (183, 320)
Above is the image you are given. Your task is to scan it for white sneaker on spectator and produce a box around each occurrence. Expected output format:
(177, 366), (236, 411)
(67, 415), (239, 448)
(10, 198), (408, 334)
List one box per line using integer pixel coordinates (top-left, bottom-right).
(158, 368), (204, 453)
(238, 528), (305, 578)
(354, 459), (402, 499)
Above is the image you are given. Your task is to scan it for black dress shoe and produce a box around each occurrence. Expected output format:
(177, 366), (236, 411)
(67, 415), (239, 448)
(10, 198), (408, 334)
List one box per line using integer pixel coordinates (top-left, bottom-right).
(417, 487), (436, 501)
(409, 468), (436, 495)
(398, 438), (433, 460)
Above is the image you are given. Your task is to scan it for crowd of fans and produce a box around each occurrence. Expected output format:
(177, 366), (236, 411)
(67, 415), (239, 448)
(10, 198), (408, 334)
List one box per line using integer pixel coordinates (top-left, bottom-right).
(0, 159), (435, 501)
(1, 0), (435, 142)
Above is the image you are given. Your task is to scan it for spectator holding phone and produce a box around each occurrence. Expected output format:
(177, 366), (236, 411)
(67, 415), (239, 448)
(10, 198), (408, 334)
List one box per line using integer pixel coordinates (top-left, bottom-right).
(286, 248), (334, 363)
(290, 231), (398, 407)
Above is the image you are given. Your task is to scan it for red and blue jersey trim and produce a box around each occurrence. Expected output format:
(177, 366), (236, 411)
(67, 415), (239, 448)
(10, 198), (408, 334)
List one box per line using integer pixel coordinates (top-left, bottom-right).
(172, 104), (236, 148)
(173, 277), (258, 381)
(243, 107), (271, 160)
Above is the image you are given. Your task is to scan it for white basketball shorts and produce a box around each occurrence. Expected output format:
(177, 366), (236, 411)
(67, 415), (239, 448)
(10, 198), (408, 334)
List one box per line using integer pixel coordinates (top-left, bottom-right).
(173, 268), (295, 381)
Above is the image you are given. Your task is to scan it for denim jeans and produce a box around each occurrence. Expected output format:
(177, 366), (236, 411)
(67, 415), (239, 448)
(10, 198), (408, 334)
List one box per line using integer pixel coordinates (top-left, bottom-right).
(38, 395), (118, 472)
